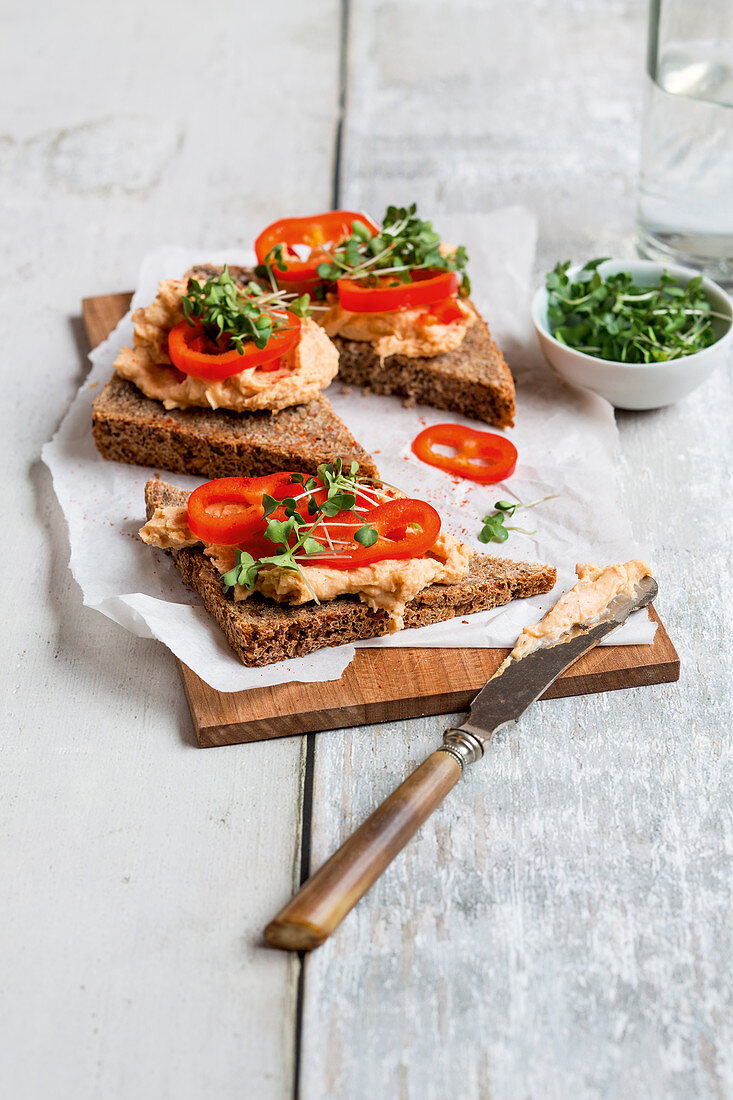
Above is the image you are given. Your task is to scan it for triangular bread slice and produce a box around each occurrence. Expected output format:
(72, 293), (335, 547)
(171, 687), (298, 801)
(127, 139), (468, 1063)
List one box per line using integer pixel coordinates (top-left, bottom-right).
(333, 314), (516, 428)
(92, 262), (378, 480)
(144, 478), (556, 668)
(93, 377), (378, 480)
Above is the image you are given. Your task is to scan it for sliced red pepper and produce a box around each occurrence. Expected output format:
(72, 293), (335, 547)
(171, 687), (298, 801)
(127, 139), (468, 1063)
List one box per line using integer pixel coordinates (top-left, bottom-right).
(187, 473), (298, 546)
(283, 498), (442, 568)
(372, 498), (441, 561)
(189, 475), (441, 570)
(255, 211), (378, 288)
(336, 270), (459, 314)
(168, 313), (300, 382)
(419, 297), (465, 325)
(411, 424), (517, 484)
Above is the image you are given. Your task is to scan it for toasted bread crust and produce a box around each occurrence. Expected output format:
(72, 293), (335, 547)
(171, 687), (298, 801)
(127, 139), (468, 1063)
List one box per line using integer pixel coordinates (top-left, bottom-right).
(93, 377), (379, 480)
(144, 478), (556, 667)
(333, 315), (516, 428)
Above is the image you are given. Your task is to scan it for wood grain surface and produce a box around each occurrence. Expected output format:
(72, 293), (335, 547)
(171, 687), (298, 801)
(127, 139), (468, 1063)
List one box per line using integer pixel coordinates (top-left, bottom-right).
(5, 1), (731, 1098)
(82, 292), (679, 747)
(182, 607), (679, 745)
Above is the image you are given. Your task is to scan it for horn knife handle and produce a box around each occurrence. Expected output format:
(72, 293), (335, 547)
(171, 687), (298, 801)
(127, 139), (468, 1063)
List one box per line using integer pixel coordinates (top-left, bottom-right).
(264, 732), (482, 952)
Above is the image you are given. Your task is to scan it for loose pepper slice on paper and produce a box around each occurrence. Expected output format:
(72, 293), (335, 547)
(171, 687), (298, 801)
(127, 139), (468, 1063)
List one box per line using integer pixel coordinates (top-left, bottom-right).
(168, 313), (301, 382)
(411, 423), (518, 484)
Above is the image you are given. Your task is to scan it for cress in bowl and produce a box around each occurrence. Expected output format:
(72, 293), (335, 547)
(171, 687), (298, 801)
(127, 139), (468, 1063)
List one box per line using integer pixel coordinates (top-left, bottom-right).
(531, 258), (732, 410)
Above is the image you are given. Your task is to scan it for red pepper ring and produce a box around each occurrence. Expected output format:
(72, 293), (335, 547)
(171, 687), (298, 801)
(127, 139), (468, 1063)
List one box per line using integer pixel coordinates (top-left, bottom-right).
(289, 498), (442, 569)
(411, 423), (518, 484)
(255, 211), (379, 287)
(168, 312), (301, 382)
(187, 473), (298, 546)
(336, 270), (459, 314)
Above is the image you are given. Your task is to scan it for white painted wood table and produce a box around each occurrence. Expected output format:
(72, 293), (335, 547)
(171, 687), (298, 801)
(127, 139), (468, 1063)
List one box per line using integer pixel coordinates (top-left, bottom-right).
(2, 2), (730, 1097)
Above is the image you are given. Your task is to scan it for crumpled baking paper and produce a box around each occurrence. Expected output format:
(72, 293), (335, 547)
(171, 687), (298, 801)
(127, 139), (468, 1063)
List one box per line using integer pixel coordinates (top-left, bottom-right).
(42, 208), (655, 692)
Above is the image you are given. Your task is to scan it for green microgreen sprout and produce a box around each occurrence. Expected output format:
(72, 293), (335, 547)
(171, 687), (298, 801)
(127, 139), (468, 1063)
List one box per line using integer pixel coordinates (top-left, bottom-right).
(478, 495), (558, 544)
(182, 266), (311, 354)
(545, 259), (726, 363)
(221, 460), (381, 601)
(316, 204), (470, 294)
(354, 525), (379, 547)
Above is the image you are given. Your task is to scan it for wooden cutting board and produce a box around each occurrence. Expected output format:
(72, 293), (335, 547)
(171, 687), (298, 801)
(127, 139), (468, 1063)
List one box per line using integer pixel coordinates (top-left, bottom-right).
(82, 292), (680, 748)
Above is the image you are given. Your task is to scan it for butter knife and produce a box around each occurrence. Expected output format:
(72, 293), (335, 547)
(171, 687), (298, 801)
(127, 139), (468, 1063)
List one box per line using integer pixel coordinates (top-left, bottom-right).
(264, 575), (658, 951)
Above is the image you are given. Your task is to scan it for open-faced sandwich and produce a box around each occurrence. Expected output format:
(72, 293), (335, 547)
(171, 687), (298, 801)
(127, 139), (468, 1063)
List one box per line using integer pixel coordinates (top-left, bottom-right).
(255, 204), (516, 428)
(94, 205), (515, 484)
(139, 460), (555, 667)
(93, 265), (377, 480)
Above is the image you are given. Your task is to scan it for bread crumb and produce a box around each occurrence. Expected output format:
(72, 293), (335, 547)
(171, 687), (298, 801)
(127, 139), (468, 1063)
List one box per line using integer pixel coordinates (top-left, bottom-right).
(402, 396), (417, 409)
(339, 384), (352, 394)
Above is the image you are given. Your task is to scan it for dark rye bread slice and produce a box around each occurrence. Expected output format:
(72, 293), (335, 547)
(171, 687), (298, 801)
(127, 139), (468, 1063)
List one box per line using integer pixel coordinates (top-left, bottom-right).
(333, 313), (516, 428)
(93, 377), (379, 480)
(145, 478), (556, 668)
(92, 261), (378, 480)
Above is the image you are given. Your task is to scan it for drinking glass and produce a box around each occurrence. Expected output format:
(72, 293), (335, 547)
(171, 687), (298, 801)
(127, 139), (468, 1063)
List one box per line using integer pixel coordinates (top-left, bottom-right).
(636, 0), (733, 285)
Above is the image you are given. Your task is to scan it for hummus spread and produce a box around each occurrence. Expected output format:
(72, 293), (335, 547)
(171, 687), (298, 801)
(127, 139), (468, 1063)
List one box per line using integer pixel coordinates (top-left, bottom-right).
(140, 503), (471, 632)
(318, 296), (477, 359)
(114, 279), (338, 412)
(507, 559), (652, 663)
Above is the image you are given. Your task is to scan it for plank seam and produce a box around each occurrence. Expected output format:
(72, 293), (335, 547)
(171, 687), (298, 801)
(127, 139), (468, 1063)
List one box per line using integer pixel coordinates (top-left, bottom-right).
(292, 730), (316, 1099)
(331, 0), (350, 209)
(294, 5), (350, 1095)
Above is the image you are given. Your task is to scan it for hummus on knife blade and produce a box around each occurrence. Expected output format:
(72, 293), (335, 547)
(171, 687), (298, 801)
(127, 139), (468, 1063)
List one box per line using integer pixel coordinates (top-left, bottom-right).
(505, 560), (653, 664)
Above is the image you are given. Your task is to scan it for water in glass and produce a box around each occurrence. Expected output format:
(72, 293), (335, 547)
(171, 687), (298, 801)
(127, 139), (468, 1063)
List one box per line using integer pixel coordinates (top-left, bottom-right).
(636, 40), (733, 284)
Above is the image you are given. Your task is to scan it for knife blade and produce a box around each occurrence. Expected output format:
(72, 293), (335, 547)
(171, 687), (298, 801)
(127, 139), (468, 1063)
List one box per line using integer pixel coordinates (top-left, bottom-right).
(444, 574), (659, 758)
(264, 573), (658, 951)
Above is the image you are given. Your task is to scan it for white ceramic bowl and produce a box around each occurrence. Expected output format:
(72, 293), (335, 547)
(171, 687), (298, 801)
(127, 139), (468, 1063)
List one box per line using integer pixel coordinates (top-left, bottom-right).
(531, 259), (733, 410)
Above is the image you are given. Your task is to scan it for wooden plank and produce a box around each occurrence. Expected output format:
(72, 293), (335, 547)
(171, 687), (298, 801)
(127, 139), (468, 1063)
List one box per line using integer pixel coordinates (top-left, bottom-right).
(180, 606), (677, 746)
(298, 3), (733, 1099)
(2, 3), (345, 1100)
(82, 291), (133, 344)
(82, 290), (679, 748)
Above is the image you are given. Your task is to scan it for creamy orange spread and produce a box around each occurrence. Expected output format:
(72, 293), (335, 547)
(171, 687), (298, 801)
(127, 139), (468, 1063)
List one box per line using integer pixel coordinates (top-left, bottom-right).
(318, 296), (477, 359)
(114, 279), (338, 412)
(139, 503), (471, 633)
(506, 560), (652, 663)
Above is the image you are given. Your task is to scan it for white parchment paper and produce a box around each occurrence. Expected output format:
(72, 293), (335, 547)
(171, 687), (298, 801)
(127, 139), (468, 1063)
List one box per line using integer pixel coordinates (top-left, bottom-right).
(42, 208), (655, 692)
